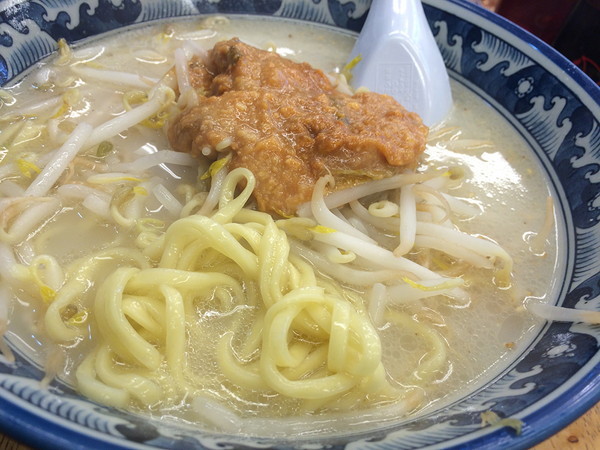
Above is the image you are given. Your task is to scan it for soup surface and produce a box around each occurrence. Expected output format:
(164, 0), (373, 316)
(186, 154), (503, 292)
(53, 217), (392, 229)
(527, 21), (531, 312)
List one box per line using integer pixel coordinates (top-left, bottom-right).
(0, 16), (559, 436)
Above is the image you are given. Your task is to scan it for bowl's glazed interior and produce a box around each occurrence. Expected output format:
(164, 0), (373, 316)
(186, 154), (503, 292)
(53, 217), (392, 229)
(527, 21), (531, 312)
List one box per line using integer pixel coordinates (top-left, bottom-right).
(0, 1), (599, 449)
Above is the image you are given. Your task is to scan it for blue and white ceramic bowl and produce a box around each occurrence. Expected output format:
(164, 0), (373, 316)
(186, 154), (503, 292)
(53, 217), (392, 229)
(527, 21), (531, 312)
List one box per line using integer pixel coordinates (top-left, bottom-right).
(1, 0), (599, 448)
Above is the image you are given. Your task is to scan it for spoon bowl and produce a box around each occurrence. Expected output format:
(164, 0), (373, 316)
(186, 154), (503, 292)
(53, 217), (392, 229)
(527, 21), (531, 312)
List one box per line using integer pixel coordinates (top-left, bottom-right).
(347, 0), (452, 126)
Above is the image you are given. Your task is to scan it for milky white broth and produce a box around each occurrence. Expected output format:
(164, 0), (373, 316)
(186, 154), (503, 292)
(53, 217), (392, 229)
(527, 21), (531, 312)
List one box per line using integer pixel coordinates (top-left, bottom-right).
(0, 16), (559, 436)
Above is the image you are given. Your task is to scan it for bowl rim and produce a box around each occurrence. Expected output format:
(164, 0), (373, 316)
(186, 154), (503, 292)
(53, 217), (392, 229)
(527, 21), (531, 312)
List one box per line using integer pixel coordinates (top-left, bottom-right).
(439, 0), (600, 106)
(0, 0), (599, 449)
(431, 1), (600, 447)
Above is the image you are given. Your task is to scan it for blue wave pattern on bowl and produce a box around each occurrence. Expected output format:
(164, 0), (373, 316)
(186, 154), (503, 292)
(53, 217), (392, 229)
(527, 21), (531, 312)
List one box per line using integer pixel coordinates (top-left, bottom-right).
(0, 0), (599, 449)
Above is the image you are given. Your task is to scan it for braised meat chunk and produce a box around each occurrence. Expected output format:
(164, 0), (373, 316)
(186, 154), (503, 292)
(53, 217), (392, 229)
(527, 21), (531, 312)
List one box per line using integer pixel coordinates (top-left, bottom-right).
(168, 38), (428, 216)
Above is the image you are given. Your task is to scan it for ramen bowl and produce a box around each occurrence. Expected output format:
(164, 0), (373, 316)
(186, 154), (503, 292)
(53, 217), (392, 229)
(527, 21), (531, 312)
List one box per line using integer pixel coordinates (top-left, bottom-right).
(1, 0), (599, 448)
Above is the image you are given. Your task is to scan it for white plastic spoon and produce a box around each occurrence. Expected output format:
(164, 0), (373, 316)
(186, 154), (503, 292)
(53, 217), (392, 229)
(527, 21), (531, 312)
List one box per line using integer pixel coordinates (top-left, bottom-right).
(347, 0), (452, 126)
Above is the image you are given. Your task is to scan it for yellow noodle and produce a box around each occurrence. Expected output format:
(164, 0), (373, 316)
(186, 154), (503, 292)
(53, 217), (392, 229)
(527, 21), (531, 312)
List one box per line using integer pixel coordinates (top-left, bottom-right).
(122, 295), (165, 339)
(95, 267), (162, 370)
(94, 344), (162, 404)
(217, 332), (268, 390)
(64, 170), (437, 413)
(75, 350), (130, 408)
(386, 310), (447, 384)
(45, 248), (150, 342)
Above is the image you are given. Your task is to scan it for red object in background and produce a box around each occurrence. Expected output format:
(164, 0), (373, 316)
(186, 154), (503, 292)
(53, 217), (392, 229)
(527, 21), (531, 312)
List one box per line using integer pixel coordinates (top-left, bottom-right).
(496, 0), (578, 44)
(554, 0), (600, 83)
(493, 0), (600, 84)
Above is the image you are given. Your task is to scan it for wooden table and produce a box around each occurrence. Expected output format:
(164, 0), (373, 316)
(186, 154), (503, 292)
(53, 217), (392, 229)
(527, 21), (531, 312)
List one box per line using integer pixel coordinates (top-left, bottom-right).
(0, 402), (598, 449)
(534, 402), (600, 450)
